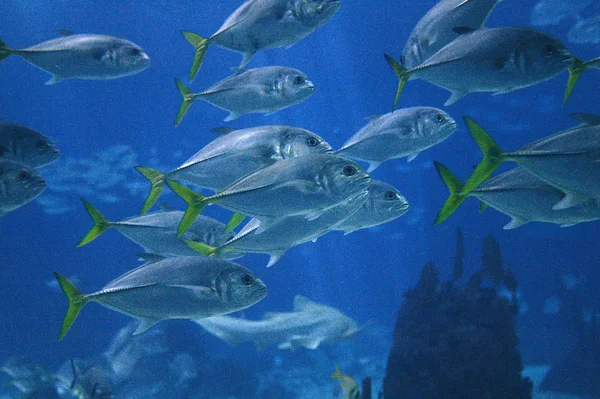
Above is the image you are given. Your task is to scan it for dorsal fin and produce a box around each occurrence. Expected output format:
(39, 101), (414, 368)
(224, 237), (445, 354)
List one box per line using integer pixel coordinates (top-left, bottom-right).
(453, 26), (477, 35)
(293, 295), (318, 311)
(364, 114), (383, 122)
(211, 127), (238, 135)
(136, 253), (166, 264)
(57, 29), (76, 36)
(570, 113), (600, 126)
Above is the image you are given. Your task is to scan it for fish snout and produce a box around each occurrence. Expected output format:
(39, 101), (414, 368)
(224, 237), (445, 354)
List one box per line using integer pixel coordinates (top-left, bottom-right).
(318, 0), (341, 15)
(139, 53), (151, 68)
(252, 281), (268, 302)
(561, 51), (574, 64)
(393, 199), (410, 213)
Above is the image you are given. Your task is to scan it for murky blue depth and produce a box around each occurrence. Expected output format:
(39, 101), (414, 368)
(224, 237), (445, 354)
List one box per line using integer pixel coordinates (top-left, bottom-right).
(1, 1), (599, 398)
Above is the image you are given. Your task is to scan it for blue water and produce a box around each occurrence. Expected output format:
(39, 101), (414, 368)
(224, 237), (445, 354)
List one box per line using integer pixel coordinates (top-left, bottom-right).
(1, 0), (599, 398)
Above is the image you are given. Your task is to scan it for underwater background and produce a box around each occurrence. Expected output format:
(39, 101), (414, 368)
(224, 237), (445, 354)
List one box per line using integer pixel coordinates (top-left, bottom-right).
(1, 0), (599, 398)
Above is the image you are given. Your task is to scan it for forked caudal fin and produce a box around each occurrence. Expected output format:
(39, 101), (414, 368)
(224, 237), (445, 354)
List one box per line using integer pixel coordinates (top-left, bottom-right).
(433, 161), (468, 225)
(460, 116), (506, 195)
(563, 57), (598, 106)
(165, 180), (208, 237)
(384, 54), (410, 111)
(182, 239), (219, 257)
(0, 38), (14, 63)
(175, 78), (195, 127)
(225, 213), (246, 233)
(181, 30), (209, 83)
(78, 199), (112, 247)
(54, 272), (89, 341)
(135, 166), (166, 215)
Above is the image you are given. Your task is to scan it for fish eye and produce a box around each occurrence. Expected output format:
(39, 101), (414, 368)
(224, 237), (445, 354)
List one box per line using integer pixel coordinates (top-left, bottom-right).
(343, 165), (357, 177)
(294, 75), (305, 85)
(307, 137), (319, 147)
(435, 114), (445, 123)
(36, 140), (48, 150)
(385, 190), (398, 200)
(130, 48), (141, 55)
(544, 45), (556, 56)
(17, 170), (30, 182)
(241, 274), (254, 286)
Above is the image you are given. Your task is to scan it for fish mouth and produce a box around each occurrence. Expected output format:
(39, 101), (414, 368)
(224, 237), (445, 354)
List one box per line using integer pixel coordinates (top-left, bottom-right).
(138, 53), (152, 68)
(561, 53), (574, 64)
(251, 283), (268, 302)
(392, 201), (410, 213)
(28, 178), (47, 193)
(318, 0), (341, 14)
(357, 175), (372, 191)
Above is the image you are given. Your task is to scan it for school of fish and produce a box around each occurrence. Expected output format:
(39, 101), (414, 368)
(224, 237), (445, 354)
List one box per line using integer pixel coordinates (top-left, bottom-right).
(1, 0), (598, 368)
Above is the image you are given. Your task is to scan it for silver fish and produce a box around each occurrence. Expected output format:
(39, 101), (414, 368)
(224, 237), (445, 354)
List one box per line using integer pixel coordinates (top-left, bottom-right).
(77, 199), (236, 258)
(0, 160), (46, 216)
(435, 162), (600, 228)
(337, 108), (457, 171)
(195, 295), (359, 350)
(184, 190), (369, 267)
(401, 0), (503, 69)
(0, 32), (150, 84)
(181, 0), (340, 81)
(386, 27), (573, 107)
(54, 256), (267, 340)
(70, 360), (113, 399)
(0, 122), (59, 168)
(135, 125), (332, 214)
(460, 114), (600, 211)
(175, 66), (315, 125)
(334, 180), (409, 234)
(167, 153), (371, 237)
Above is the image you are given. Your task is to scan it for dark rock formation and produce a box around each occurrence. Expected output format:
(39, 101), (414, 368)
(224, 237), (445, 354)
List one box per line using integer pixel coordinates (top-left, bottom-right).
(383, 234), (532, 399)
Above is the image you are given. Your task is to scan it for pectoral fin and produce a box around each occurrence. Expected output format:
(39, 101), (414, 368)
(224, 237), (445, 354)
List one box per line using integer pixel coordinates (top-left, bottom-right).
(367, 161), (381, 173)
(45, 75), (64, 85)
(406, 152), (419, 162)
(133, 318), (159, 335)
(503, 216), (528, 230)
(305, 209), (326, 221)
(266, 250), (286, 268)
(444, 90), (467, 106)
(224, 111), (240, 122)
(552, 192), (588, 210)
(284, 335), (323, 350)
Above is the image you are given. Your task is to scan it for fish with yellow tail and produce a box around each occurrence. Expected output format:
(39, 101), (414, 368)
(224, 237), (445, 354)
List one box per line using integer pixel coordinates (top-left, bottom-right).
(181, 0), (340, 81)
(53, 256), (267, 341)
(385, 27), (572, 109)
(332, 366), (361, 399)
(459, 114), (600, 211)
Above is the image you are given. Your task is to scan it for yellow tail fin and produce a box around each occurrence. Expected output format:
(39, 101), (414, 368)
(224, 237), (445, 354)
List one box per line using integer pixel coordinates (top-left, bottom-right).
(78, 199), (111, 247)
(174, 78), (194, 127)
(181, 31), (209, 83)
(135, 166), (166, 215)
(0, 38), (13, 62)
(166, 180), (208, 237)
(54, 272), (88, 341)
